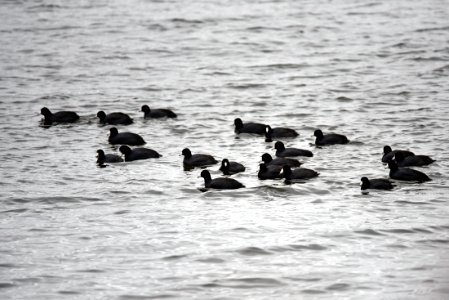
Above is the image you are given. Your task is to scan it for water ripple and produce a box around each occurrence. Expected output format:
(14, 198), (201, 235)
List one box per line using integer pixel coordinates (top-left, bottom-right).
(202, 277), (284, 289)
(354, 229), (384, 236)
(236, 246), (272, 256)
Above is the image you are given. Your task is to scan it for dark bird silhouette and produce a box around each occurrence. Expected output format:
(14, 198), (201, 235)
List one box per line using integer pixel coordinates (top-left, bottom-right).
(388, 160), (431, 183)
(282, 165), (319, 183)
(261, 153), (301, 168)
(394, 152), (435, 167)
(141, 105), (177, 118)
(108, 127), (146, 145)
(182, 148), (218, 169)
(265, 125), (298, 142)
(40, 107), (79, 125)
(360, 177), (394, 190)
(274, 141), (313, 157)
(234, 118), (266, 135)
(219, 159), (245, 175)
(119, 145), (161, 161)
(97, 111), (133, 125)
(257, 163), (283, 180)
(96, 149), (123, 166)
(314, 129), (349, 146)
(382, 145), (414, 163)
(200, 170), (244, 189)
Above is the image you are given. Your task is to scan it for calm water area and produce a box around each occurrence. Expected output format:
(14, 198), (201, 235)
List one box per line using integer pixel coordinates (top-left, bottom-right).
(1, 0), (449, 299)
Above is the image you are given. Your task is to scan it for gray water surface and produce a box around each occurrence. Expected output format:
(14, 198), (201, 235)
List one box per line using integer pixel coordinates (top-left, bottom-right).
(1, 0), (449, 299)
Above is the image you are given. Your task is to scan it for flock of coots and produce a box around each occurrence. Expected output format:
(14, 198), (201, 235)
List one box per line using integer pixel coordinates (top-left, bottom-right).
(40, 106), (435, 191)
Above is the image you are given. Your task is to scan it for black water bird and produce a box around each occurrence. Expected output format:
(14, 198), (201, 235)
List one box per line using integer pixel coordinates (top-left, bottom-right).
(96, 149), (123, 166)
(265, 125), (299, 142)
(182, 148), (218, 169)
(282, 165), (319, 182)
(394, 152), (435, 167)
(108, 127), (146, 145)
(200, 170), (245, 190)
(360, 177), (394, 190)
(314, 129), (349, 146)
(219, 159), (245, 175)
(141, 105), (177, 119)
(382, 145), (414, 163)
(274, 141), (313, 157)
(234, 118), (266, 135)
(40, 107), (79, 125)
(388, 160), (431, 183)
(97, 111), (133, 125)
(257, 163), (283, 180)
(261, 153), (301, 168)
(119, 145), (161, 161)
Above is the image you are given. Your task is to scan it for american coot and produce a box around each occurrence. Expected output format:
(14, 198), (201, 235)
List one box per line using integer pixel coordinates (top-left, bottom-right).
(258, 163), (283, 180)
(274, 141), (313, 157)
(394, 152), (435, 167)
(234, 118), (266, 135)
(382, 145), (414, 163)
(108, 127), (146, 145)
(119, 145), (161, 161)
(96, 149), (123, 165)
(265, 125), (299, 142)
(360, 177), (394, 190)
(388, 160), (431, 183)
(314, 129), (349, 146)
(182, 148), (218, 169)
(141, 105), (177, 119)
(97, 111), (133, 125)
(219, 159), (245, 175)
(40, 107), (79, 125)
(200, 170), (245, 190)
(282, 165), (319, 182)
(261, 153), (301, 168)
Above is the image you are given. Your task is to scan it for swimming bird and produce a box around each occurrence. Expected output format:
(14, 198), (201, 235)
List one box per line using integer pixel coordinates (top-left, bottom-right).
(182, 148), (218, 169)
(200, 170), (245, 190)
(282, 165), (319, 182)
(274, 141), (313, 157)
(394, 152), (435, 167)
(360, 177), (394, 190)
(108, 127), (146, 145)
(96, 149), (123, 166)
(382, 145), (414, 163)
(265, 125), (299, 142)
(141, 105), (177, 118)
(219, 159), (245, 175)
(119, 145), (161, 161)
(261, 153), (301, 168)
(314, 129), (349, 146)
(40, 107), (79, 125)
(388, 160), (431, 183)
(234, 118), (266, 135)
(258, 163), (283, 180)
(97, 111), (133, 125)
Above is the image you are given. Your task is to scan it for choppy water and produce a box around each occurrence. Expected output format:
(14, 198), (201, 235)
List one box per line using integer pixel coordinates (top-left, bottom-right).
(1, 0), (449, 299)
